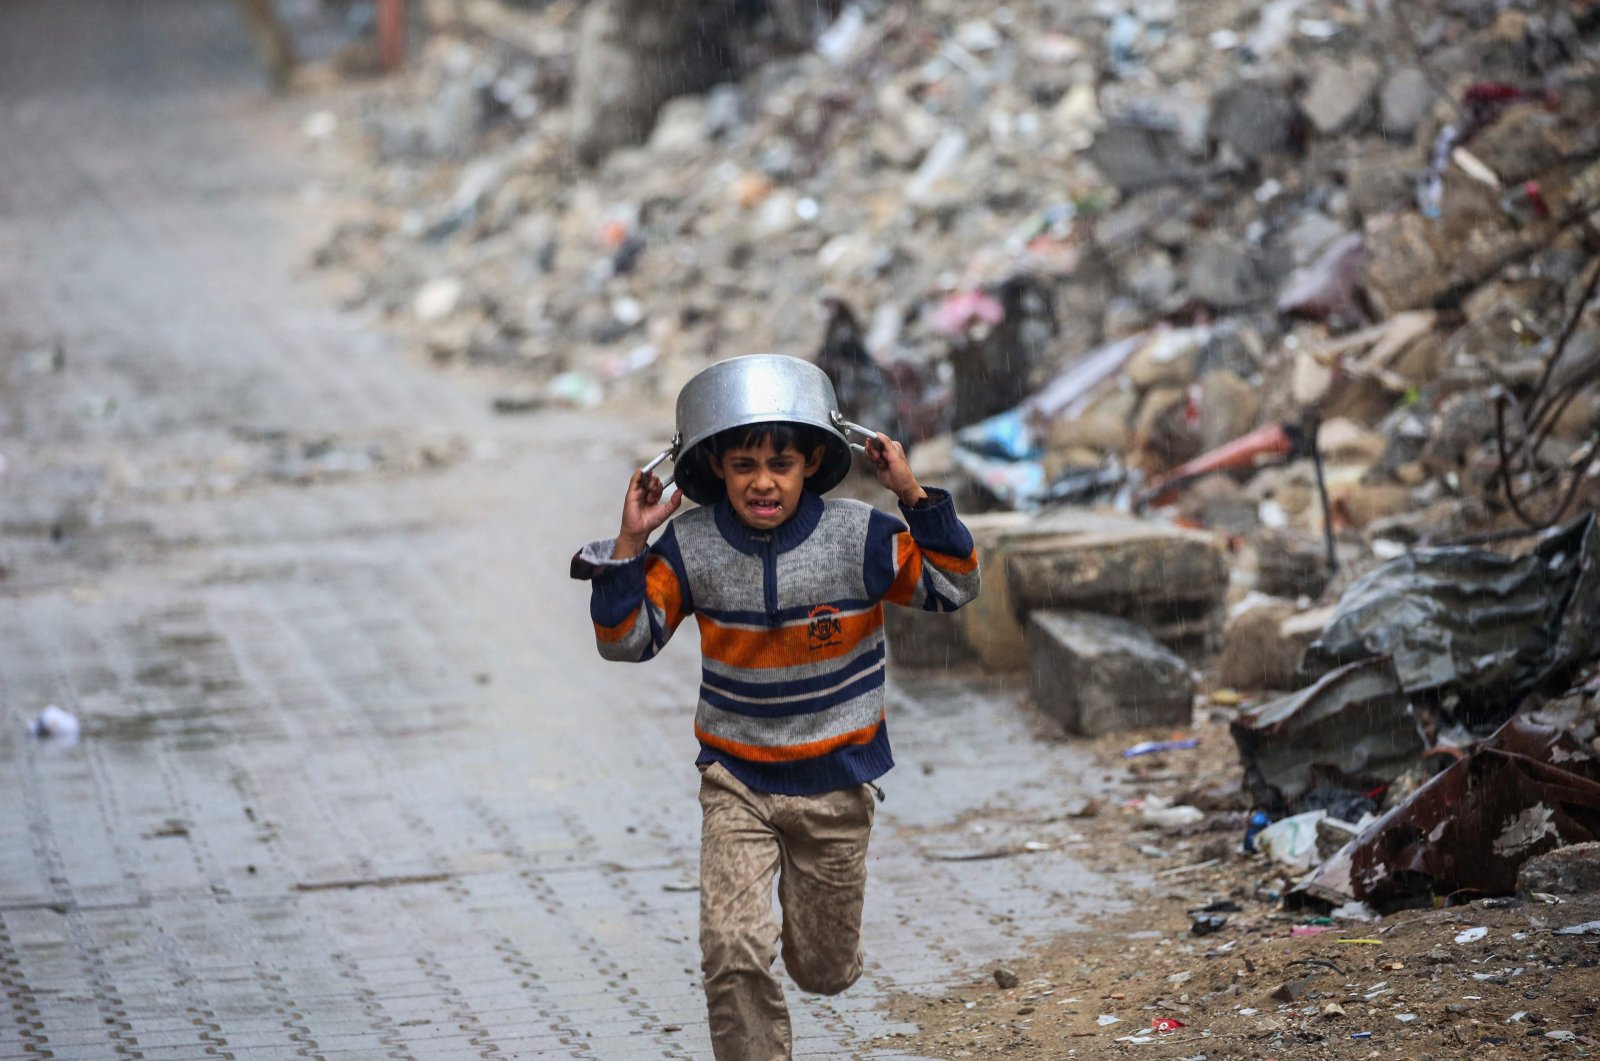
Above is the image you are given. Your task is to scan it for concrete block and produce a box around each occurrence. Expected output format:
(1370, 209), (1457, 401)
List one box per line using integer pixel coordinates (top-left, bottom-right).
(1004, 509), (1229, 615)
(883, 602), (974, 669)
(957, 511), (1035, 671)
(1026, 610), (1195, 736)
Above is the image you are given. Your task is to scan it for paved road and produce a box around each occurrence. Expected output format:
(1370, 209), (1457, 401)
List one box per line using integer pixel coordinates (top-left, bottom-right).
(0, 4), (1130, 1058)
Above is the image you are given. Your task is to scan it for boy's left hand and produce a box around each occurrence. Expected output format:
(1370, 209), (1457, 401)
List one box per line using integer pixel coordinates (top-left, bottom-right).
(864, 433), (928, 507)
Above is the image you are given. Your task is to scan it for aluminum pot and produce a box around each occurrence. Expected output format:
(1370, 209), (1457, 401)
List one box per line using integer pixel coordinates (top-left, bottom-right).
(641, 354), (880, 505)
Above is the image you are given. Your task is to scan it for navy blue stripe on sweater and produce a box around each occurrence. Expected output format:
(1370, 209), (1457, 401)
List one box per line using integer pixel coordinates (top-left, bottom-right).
(700, 667), (884, 718)
(588, 524), (689, 628)
(702, 644), (884, 699)
(697, 721), (895, 796)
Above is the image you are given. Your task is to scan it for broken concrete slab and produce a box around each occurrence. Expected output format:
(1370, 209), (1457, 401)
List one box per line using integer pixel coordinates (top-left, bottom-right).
(987, 507), (1230, 661)
(1026, 610), (1195, 736)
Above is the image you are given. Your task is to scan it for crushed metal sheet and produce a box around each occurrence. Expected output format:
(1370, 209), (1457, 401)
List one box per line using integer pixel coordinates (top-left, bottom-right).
(1231, 656), (1424, 817)
(1297, 513), (1600, 729)
(1296, 717), (1600, 910)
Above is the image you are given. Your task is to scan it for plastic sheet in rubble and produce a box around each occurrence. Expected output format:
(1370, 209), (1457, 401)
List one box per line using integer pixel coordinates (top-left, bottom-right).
(1297, 513), (1600, 729)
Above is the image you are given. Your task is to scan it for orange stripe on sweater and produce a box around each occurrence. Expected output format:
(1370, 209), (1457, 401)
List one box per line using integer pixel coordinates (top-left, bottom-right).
(884, 534), (924, 606)
(923, 545), (979, 574)
(645, 554), (685, 630)
(595, 607), (641, 643)
(697, 608), (883, 669)
(694, 714), (883, 762)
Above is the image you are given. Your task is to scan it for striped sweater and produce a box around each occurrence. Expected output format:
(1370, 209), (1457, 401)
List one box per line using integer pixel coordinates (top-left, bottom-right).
(577, 488), (980, 795)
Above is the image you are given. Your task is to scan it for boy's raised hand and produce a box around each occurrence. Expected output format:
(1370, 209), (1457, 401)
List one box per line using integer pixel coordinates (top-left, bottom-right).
(864, 433), (929, 507)
(615, 470), (682, 560)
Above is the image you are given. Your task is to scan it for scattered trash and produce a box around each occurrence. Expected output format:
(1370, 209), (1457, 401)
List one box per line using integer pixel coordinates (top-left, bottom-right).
(1454, 926), (1488, 944)
(1096, 1014), (1121, 1026)
(1191, 913), (1229, 936)
(1254, 810), (1327, 872)
(1139, 796), (1206, 829)
(1151, 1017), (1185, 1032)
(1555, 920), (1600, 936)
(26, 705), (80, 745)
(1124, 738), (1200, 758)
(1243, 809), (1271, 853)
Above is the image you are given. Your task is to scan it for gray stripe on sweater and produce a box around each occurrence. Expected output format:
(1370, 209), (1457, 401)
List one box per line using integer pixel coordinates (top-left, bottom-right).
(695, 688), (884, 748)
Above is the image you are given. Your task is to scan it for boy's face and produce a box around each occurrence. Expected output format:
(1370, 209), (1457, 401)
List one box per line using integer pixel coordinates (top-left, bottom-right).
(707, 438), (825, 531)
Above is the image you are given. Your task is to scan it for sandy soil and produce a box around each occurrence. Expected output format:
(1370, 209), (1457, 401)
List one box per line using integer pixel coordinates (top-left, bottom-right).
(887, 705), (1600, 1059)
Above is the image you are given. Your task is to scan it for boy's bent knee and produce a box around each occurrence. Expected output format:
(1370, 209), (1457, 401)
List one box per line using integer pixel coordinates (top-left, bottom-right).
(786, 954), (863, 996)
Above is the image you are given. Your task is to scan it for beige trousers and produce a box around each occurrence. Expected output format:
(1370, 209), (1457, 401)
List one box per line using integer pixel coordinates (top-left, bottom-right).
(698, 762), (876, 1061)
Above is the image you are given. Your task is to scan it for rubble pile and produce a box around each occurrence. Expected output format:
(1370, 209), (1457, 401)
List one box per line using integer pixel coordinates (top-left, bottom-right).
(308, 0), (1600, 921)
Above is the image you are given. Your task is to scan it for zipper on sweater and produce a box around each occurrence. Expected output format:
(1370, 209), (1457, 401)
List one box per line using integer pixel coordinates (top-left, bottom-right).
(756, 533), (778, 625)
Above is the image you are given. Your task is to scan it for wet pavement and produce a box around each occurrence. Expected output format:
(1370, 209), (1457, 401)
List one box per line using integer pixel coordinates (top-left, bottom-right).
(0, 4), (1132, 1058)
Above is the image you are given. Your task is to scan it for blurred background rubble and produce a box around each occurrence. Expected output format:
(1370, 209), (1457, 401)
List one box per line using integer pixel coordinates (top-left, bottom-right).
(288, 0), (1600, 914)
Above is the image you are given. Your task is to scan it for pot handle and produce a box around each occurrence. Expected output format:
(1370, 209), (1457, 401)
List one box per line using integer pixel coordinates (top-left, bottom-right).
(831, 412), (883, 454)
(640, 441), (678, 490)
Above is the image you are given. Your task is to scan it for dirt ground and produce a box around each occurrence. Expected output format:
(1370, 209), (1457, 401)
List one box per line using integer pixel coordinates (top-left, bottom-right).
(882, 704), (1600, 1059)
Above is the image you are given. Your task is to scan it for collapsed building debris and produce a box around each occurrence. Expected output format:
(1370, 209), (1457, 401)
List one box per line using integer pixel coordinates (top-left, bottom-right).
(1298, 512), (1600, 730)
(1231, 656), (1425, 819)
(1298, 717), (1600, 910)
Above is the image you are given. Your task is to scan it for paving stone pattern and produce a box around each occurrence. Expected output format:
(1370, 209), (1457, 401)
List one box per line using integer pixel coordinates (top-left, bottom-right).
(0, 3), (1129, 1058)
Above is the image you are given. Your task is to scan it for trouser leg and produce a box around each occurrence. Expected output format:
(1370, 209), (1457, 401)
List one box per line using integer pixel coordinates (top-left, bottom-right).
(777, 784), (875, 996)
(699, 764), (789, 1061)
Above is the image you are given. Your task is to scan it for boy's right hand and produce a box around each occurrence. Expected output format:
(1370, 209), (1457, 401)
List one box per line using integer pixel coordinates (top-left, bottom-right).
(615, 470), (682, 560)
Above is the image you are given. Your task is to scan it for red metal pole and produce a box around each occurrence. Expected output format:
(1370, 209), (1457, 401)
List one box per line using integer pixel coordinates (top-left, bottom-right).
(377, 0), (406, 72)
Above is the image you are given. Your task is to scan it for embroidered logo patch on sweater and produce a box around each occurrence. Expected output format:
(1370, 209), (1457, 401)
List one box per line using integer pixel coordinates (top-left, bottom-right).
(807, 605), (844, 649)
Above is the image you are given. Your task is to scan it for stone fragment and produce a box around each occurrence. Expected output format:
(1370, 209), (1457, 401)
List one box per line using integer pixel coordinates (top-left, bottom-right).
(1465, 103), (1571, 186)
(1345, 155), (1416, 219)
(1026, 611), (1195, 736)
(1086, 115), (1197, 193)
(1197, 370), (1261, 453)
(1255, 528), (1332, 599)
(1362, 211), (1453, 313)
(1421, 392), (1496, 474)
(1046, 386), (1136, 455)
(1002, 509), (1228, 662)
(1185, 236), (1273, 309)
(1125, 326), (1207, 389)
(1318, 418), (1386, 466)
(1207, 81), (1304, 161)
(1379, 67), (1433, 139)
(1217, 595), (1297, 692)
(1302, 57), (1382, 136)
(1516, 842), (1600, 896)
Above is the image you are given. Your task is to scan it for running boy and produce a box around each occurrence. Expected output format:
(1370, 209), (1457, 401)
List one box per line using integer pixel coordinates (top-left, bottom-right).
(572, 391), (979, 1061)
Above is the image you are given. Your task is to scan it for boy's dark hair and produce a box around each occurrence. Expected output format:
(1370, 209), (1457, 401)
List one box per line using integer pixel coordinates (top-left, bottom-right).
(673, 420), (847, 504)
(703, 421), (830, 459)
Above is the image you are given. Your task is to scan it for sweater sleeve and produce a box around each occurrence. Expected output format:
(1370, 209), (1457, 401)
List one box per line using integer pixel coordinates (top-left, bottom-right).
(574, 522), (693, 662)
(863, 488), (981, 612)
